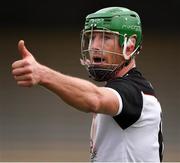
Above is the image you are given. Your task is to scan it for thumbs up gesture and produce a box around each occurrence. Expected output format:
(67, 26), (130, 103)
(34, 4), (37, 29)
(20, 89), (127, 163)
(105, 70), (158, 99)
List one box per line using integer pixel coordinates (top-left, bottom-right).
(18, 40), (32, 59)
(12, 40), (42, 87)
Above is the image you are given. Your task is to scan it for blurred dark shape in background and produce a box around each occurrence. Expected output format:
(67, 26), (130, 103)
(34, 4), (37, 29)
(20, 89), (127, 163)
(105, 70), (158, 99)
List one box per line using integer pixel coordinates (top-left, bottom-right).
(0, 0), (179, 30)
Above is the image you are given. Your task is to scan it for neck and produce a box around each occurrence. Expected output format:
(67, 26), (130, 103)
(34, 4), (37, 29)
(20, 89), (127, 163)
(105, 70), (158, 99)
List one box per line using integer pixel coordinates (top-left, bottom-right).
(116, 59), (136, 77)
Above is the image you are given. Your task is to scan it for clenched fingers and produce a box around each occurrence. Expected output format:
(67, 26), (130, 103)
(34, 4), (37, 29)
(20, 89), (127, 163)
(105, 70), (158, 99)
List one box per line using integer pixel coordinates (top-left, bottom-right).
(17, 80), (34, 87)
(12, 66), (32, 76)
(12, 59), (31, 69)
(14, 74), (33, 81)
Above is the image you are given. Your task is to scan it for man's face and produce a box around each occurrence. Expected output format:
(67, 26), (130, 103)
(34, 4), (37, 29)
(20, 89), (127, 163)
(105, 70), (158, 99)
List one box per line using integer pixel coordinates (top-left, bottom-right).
(82, 30), (124, 67)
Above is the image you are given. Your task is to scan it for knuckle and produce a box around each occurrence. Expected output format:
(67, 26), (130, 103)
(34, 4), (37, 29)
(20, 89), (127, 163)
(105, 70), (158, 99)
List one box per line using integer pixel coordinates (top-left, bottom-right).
(24, 59), (31, 65)
(26, 74), (32, 80)
(26, 66), (33, 73)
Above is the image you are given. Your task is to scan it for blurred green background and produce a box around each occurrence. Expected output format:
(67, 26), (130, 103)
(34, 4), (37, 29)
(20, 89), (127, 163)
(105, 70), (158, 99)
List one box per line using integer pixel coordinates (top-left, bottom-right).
(0, 0), (179, 161)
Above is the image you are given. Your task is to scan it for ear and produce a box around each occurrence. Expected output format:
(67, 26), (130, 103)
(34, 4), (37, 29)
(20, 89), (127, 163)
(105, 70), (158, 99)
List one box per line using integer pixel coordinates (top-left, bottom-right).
(126, 36), (136, 56)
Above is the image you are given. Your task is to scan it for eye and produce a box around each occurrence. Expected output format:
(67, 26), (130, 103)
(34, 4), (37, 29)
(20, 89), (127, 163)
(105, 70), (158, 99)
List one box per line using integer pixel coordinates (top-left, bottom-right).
(104, 35), (111, 40)
(104, 33), (112, 40)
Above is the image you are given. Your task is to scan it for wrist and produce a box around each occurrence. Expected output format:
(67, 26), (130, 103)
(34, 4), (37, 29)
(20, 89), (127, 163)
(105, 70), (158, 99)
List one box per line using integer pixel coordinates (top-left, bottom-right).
(38, 64), (51, 86)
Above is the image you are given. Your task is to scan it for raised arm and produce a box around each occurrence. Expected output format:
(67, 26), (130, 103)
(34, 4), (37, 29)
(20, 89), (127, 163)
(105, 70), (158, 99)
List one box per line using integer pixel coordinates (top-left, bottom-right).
(12, 40), (121, 116)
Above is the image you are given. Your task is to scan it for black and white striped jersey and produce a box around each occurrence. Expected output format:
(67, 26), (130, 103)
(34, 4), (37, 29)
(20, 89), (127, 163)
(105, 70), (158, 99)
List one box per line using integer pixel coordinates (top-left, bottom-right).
(90, 68), (163, 162)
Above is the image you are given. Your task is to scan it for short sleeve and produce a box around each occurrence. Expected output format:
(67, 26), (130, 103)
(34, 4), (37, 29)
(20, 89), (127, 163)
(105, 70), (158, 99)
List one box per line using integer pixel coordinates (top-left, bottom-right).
(106, 79), (143, 129)
(104, 87), (123, 115)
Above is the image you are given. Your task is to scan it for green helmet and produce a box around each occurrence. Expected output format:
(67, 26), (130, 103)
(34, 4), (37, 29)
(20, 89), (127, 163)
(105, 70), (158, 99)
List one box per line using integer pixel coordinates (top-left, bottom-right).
(81, 7), (142, 82)
(84, 7), (142, 48)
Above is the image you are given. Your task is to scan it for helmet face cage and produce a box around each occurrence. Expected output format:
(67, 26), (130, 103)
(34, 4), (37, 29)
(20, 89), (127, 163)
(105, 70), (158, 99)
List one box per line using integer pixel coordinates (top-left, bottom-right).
(81, 28), (124, 70)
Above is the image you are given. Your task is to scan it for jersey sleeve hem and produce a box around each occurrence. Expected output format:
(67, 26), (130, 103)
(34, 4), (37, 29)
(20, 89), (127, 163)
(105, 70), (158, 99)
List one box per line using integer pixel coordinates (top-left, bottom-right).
(104, 87), (123, 115)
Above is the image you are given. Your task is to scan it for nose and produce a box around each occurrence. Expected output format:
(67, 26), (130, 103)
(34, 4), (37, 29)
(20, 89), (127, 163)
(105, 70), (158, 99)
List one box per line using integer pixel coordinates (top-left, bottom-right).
(90, 35), (102, 50)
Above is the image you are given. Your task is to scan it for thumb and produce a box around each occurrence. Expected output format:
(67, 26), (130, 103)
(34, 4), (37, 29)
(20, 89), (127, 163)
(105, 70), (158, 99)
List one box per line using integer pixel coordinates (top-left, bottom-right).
(18, 40), (32, 58)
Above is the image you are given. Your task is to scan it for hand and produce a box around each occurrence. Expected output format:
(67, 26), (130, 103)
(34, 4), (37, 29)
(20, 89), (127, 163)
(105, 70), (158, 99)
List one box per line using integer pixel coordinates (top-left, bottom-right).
(12, 40), (42, 87)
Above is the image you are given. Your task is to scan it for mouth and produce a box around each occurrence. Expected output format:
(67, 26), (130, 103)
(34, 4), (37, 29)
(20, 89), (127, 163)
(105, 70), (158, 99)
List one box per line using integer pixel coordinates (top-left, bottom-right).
(93, 56), (106, 63)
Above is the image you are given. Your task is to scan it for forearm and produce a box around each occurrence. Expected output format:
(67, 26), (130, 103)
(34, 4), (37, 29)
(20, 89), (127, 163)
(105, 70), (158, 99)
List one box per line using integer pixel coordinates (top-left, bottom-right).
(12, 40), (119, 115)
(39, 65), (101, 113)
